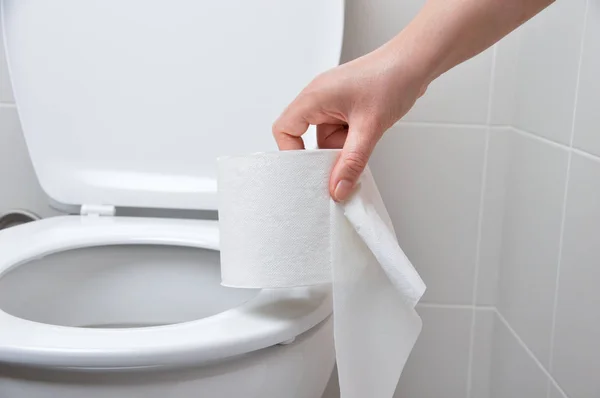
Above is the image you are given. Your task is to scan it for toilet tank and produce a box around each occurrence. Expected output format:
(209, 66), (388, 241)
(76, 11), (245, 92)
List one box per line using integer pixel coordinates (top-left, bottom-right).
(0, 0), (344, 210)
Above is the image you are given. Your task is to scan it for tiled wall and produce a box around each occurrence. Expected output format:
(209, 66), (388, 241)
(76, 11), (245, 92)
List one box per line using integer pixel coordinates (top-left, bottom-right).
(330, 0), (599, 397)
(489, 1), (598, 398)
(1, 1), (598, 398)
(322, 0), (500, 396)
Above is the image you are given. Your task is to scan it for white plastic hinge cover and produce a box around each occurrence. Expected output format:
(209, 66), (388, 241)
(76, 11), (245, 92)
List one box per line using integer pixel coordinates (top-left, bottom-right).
(80, 204), (116, 217)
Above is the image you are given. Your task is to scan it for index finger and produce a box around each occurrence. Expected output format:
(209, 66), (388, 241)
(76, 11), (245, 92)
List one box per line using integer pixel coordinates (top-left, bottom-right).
(272, 96), (314, 150)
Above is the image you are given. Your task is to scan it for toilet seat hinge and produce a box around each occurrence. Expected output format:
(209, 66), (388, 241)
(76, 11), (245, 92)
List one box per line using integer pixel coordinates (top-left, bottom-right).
(80, 204), (116, 217)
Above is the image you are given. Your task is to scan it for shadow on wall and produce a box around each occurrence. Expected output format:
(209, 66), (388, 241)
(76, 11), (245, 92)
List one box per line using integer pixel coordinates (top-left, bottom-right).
(0, 107), (58, 218)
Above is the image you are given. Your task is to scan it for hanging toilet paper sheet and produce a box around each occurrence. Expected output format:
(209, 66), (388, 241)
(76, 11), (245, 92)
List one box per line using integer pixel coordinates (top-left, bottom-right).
(217, 149), (426, 398)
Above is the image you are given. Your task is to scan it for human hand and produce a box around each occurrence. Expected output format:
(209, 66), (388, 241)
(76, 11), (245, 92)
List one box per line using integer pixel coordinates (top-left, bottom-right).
(272, 46), (428, 202)
(273, 0), (554, 202)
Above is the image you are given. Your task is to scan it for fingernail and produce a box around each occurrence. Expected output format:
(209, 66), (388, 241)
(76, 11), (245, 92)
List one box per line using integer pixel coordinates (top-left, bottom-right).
(334, 180), (353, 202)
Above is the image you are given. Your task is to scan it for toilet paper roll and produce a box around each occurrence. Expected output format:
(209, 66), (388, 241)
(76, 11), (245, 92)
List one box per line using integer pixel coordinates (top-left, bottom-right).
(218, 149), (426, 398)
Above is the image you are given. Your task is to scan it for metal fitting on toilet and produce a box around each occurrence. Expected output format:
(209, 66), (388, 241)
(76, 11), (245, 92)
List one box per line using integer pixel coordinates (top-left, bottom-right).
(0, 209), (41, 230)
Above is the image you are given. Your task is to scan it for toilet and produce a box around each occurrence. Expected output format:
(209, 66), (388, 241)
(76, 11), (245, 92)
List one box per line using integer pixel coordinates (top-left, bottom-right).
(0, 1), (344, 397)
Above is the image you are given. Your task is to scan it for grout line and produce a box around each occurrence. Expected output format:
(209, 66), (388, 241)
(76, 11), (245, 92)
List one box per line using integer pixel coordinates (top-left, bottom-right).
(572, 147), (600, 163)
(466, 42), (498, 398)
(546, 150), (572, 394)
(510, 126), (570, 152)
(395, 121), (600, 167)
(484, 46), (500, 126)
(567, 0), (590, 149)
(546, 2), (590, 396)
(512, 126), (600, 163)
(474, 305), (496, 312)
(466, 124), (491, 398)
(0, 101), (16, 108)
(495, 309), (569, 398)
(417, 302), (495, 311)
(395, 120), (492, 130)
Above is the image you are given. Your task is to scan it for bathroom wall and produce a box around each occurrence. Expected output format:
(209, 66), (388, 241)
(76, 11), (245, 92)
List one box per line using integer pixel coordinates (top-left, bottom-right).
(2, 1), (598, 398)
(486, 1), (599, 398)
(321, 0), (500, 396)
(327, 0), (599, 398)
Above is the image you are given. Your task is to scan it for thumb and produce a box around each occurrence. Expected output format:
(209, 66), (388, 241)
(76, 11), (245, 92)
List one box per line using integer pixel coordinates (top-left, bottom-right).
(329, 121), (379, 202)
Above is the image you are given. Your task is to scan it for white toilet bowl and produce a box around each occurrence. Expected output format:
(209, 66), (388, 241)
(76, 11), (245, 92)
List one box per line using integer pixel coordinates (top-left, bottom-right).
(0, 216), (335, 397)
(0, 0), (344, 396)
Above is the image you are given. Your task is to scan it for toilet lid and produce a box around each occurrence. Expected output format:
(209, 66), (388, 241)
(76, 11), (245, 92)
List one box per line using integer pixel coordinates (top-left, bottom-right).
(2, 0), (344, 210)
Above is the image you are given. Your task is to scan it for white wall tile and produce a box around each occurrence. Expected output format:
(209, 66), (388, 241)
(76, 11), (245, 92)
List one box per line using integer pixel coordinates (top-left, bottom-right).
(370, 123), (486, 304)
(396, 306), (472, 398)
(490, 29), (520, 126)
(476, 128), (510, 305)
(0, 106), (56, 217)
(469, 308), (496, 398)
(490, 317), (549, 398)
(0, 8), (15, 103)
(403, 51), (493, 125)
(322, 308), (491, 398)
(512, 0), (587, 144)
(496, 130), (568, 366)
(552, 153), (600, 398)
(572, 1), (600, 157)
(342, 0), (492, 125)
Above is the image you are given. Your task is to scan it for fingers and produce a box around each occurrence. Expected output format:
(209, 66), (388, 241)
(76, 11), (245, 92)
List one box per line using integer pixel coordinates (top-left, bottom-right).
(273, 94), (334, 150)
(316, 123), (348, 149)
(273, 82), (345, 150)
(329, 120), (379, 202)
(272, 100), (310, 150)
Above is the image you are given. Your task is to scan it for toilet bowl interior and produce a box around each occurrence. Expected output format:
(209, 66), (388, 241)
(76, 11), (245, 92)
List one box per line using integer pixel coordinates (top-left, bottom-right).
(0, 244), (259, 328)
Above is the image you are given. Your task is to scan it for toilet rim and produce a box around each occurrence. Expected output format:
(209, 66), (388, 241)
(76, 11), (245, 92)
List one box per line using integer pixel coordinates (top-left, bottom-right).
(0, 216), (333, 369)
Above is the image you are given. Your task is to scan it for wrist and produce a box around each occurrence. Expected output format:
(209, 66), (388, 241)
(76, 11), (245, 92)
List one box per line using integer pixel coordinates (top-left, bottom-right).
(374, 31), (439, 100)
(392, 25), (448, 89)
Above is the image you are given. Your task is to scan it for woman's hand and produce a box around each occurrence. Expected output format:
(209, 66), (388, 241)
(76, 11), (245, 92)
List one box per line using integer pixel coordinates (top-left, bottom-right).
(273, 47), (428, 202)
(273, 0), (554, 202)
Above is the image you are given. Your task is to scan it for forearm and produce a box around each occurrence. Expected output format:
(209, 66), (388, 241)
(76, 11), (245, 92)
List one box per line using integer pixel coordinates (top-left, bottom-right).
(382, 0), (554, 87)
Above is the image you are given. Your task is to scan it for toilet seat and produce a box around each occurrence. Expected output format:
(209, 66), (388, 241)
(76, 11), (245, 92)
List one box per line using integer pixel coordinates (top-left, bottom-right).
(0, 217), (332, 369)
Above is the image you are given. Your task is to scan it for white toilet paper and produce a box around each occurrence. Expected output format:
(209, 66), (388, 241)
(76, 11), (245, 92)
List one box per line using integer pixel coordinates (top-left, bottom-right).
(218, 149), (426, 398)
